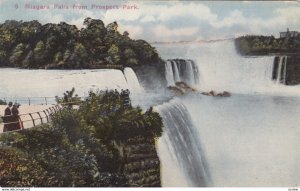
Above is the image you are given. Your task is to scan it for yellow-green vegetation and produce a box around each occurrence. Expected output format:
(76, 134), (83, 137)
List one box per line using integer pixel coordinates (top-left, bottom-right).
(0, 90), (163, 187)
(235, 35), (300, 55)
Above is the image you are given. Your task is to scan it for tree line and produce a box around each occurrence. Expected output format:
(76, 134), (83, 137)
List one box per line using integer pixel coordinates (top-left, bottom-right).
(0, 18), (162, 69)
(235, 34), (300, 55)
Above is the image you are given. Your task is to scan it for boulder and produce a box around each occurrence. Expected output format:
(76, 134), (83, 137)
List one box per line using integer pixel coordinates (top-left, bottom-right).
(167, 86), (185, 95)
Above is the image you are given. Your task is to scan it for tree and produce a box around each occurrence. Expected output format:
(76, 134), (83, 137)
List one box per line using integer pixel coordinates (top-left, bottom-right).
(34, 41), (46, 65)
(106, 22), (118, 33)
(107, 44), (120, 64)
(9, 43), (25, 67)
(72, 43), (88, 68)
(123, 31), (129, 38)
(0, 18), (164, 69)
(0, 50), (7, 66)
(62, 49), (72, 68)
(54, 52), (63, 63)
(123, 48), (138, 66)
(22, 50), (34, 68)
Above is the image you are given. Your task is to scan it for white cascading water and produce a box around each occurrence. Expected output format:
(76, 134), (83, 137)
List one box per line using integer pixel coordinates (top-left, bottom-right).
(182, 40), (300, 96)
(185, 60), (195, 86)
(156, 98), (212, 187)
(155, 40), (300, 187)
(172, 61), (181, 83)
(276, 56), (284, 84)
(0, 67), (143, 102)
(282, 56), (287, 84)
(276, 56), (287, 84)
(165, 61), (175, 86)
(189, 41), (274, 94)
(123, 67), (144, 94)
(165, 59), (199, 87)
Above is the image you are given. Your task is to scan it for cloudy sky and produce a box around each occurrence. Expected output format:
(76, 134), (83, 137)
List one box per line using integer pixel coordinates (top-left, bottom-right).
(0, 0), (300, 42)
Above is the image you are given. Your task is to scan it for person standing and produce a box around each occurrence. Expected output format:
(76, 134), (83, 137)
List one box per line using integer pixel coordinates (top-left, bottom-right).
(3, 102), (13, 132)
(11, 103), (21, 131)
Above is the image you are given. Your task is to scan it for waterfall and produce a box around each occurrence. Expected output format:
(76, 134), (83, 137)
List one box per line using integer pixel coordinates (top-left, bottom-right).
(157, 40), (300, 96)
(186, 41), (279, 94)
(156, 98), (212, 187)
(276, 56), (284, 84)
(165, 60), (175, 86)
(283, 56), (287, 85)
(164, 59), (199, 87)
(185, 60), (195, 86)
(123, 67), (144, 93)
(172, 61), (181, 82)
(154, 40), (300, 187)
(0, 69), (130, 98)
(272, 55), (288, 85)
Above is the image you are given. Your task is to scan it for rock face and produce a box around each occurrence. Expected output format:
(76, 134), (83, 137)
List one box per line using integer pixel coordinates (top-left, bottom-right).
(167, 81), (197, 95)
(133, 64), (167, 91)
(201, 90), (231, 97)
(286, 55), (300, 85)
(116, 136), (161, 187)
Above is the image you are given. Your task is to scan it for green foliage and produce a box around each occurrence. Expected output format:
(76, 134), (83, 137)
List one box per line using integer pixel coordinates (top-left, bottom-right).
(0, 19), (163, 68)
(0, 99), (7, 105)
(235, 35), (300, 55)
(107, 44), (121, 64)
(33, 41), (46, 67)
(0, 89), (163, 187)
(55, 88), (81, 107)
(9, 43), (25, 67)
(0, 147), (51, 187)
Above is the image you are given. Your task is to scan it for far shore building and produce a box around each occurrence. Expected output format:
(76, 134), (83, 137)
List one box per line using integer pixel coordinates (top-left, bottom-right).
(280, 28), (299, 38)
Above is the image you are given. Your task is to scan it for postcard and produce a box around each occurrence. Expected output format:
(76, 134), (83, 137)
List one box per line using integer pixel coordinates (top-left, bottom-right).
(0, 0), (300, 189)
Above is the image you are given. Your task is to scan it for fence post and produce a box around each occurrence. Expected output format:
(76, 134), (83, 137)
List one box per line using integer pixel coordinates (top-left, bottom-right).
(37, 112), (43, 124)
(49, 107), (54, 114)
(28, 98), (30, 105)
(29, 113), (35, 127)
(43, 110), (49, 122)
(45, 109), (51, 115)
(45, 97), (48, 105)
(52, 106), (57, 113)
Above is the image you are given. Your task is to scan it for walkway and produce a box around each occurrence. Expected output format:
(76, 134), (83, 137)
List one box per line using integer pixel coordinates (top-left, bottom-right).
(0, 104), (61, 133)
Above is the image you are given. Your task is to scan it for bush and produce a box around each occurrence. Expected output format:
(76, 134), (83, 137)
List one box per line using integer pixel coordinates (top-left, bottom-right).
(0, 90), (163, 187)
(0, 99), (7, 105)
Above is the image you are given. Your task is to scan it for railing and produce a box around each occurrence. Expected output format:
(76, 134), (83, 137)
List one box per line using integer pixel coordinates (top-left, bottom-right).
(0, 97), (57, 105)
(0, 105), (62, 134)
(0, 92), (132, 134)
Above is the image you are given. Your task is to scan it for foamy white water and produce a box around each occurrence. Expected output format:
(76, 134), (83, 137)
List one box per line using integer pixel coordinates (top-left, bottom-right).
(156, 40), (300, 96)
(0, 68), (143, 100)
(183, 94), (300, 187)
(165, 61), (175, 86)
(155, 40), (300, 187)
(123, 67), (144, 93)
(172, 61), (181, 82)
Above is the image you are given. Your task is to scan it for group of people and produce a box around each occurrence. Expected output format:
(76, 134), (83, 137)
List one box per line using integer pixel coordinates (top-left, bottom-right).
(2, 102), (22, 132)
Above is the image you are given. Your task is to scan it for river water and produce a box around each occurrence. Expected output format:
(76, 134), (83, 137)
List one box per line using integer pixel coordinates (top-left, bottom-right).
(155, 40), (300, 187)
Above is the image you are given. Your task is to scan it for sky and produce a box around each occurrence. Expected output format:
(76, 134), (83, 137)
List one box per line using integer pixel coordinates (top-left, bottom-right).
(0, 0), (300, 42)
